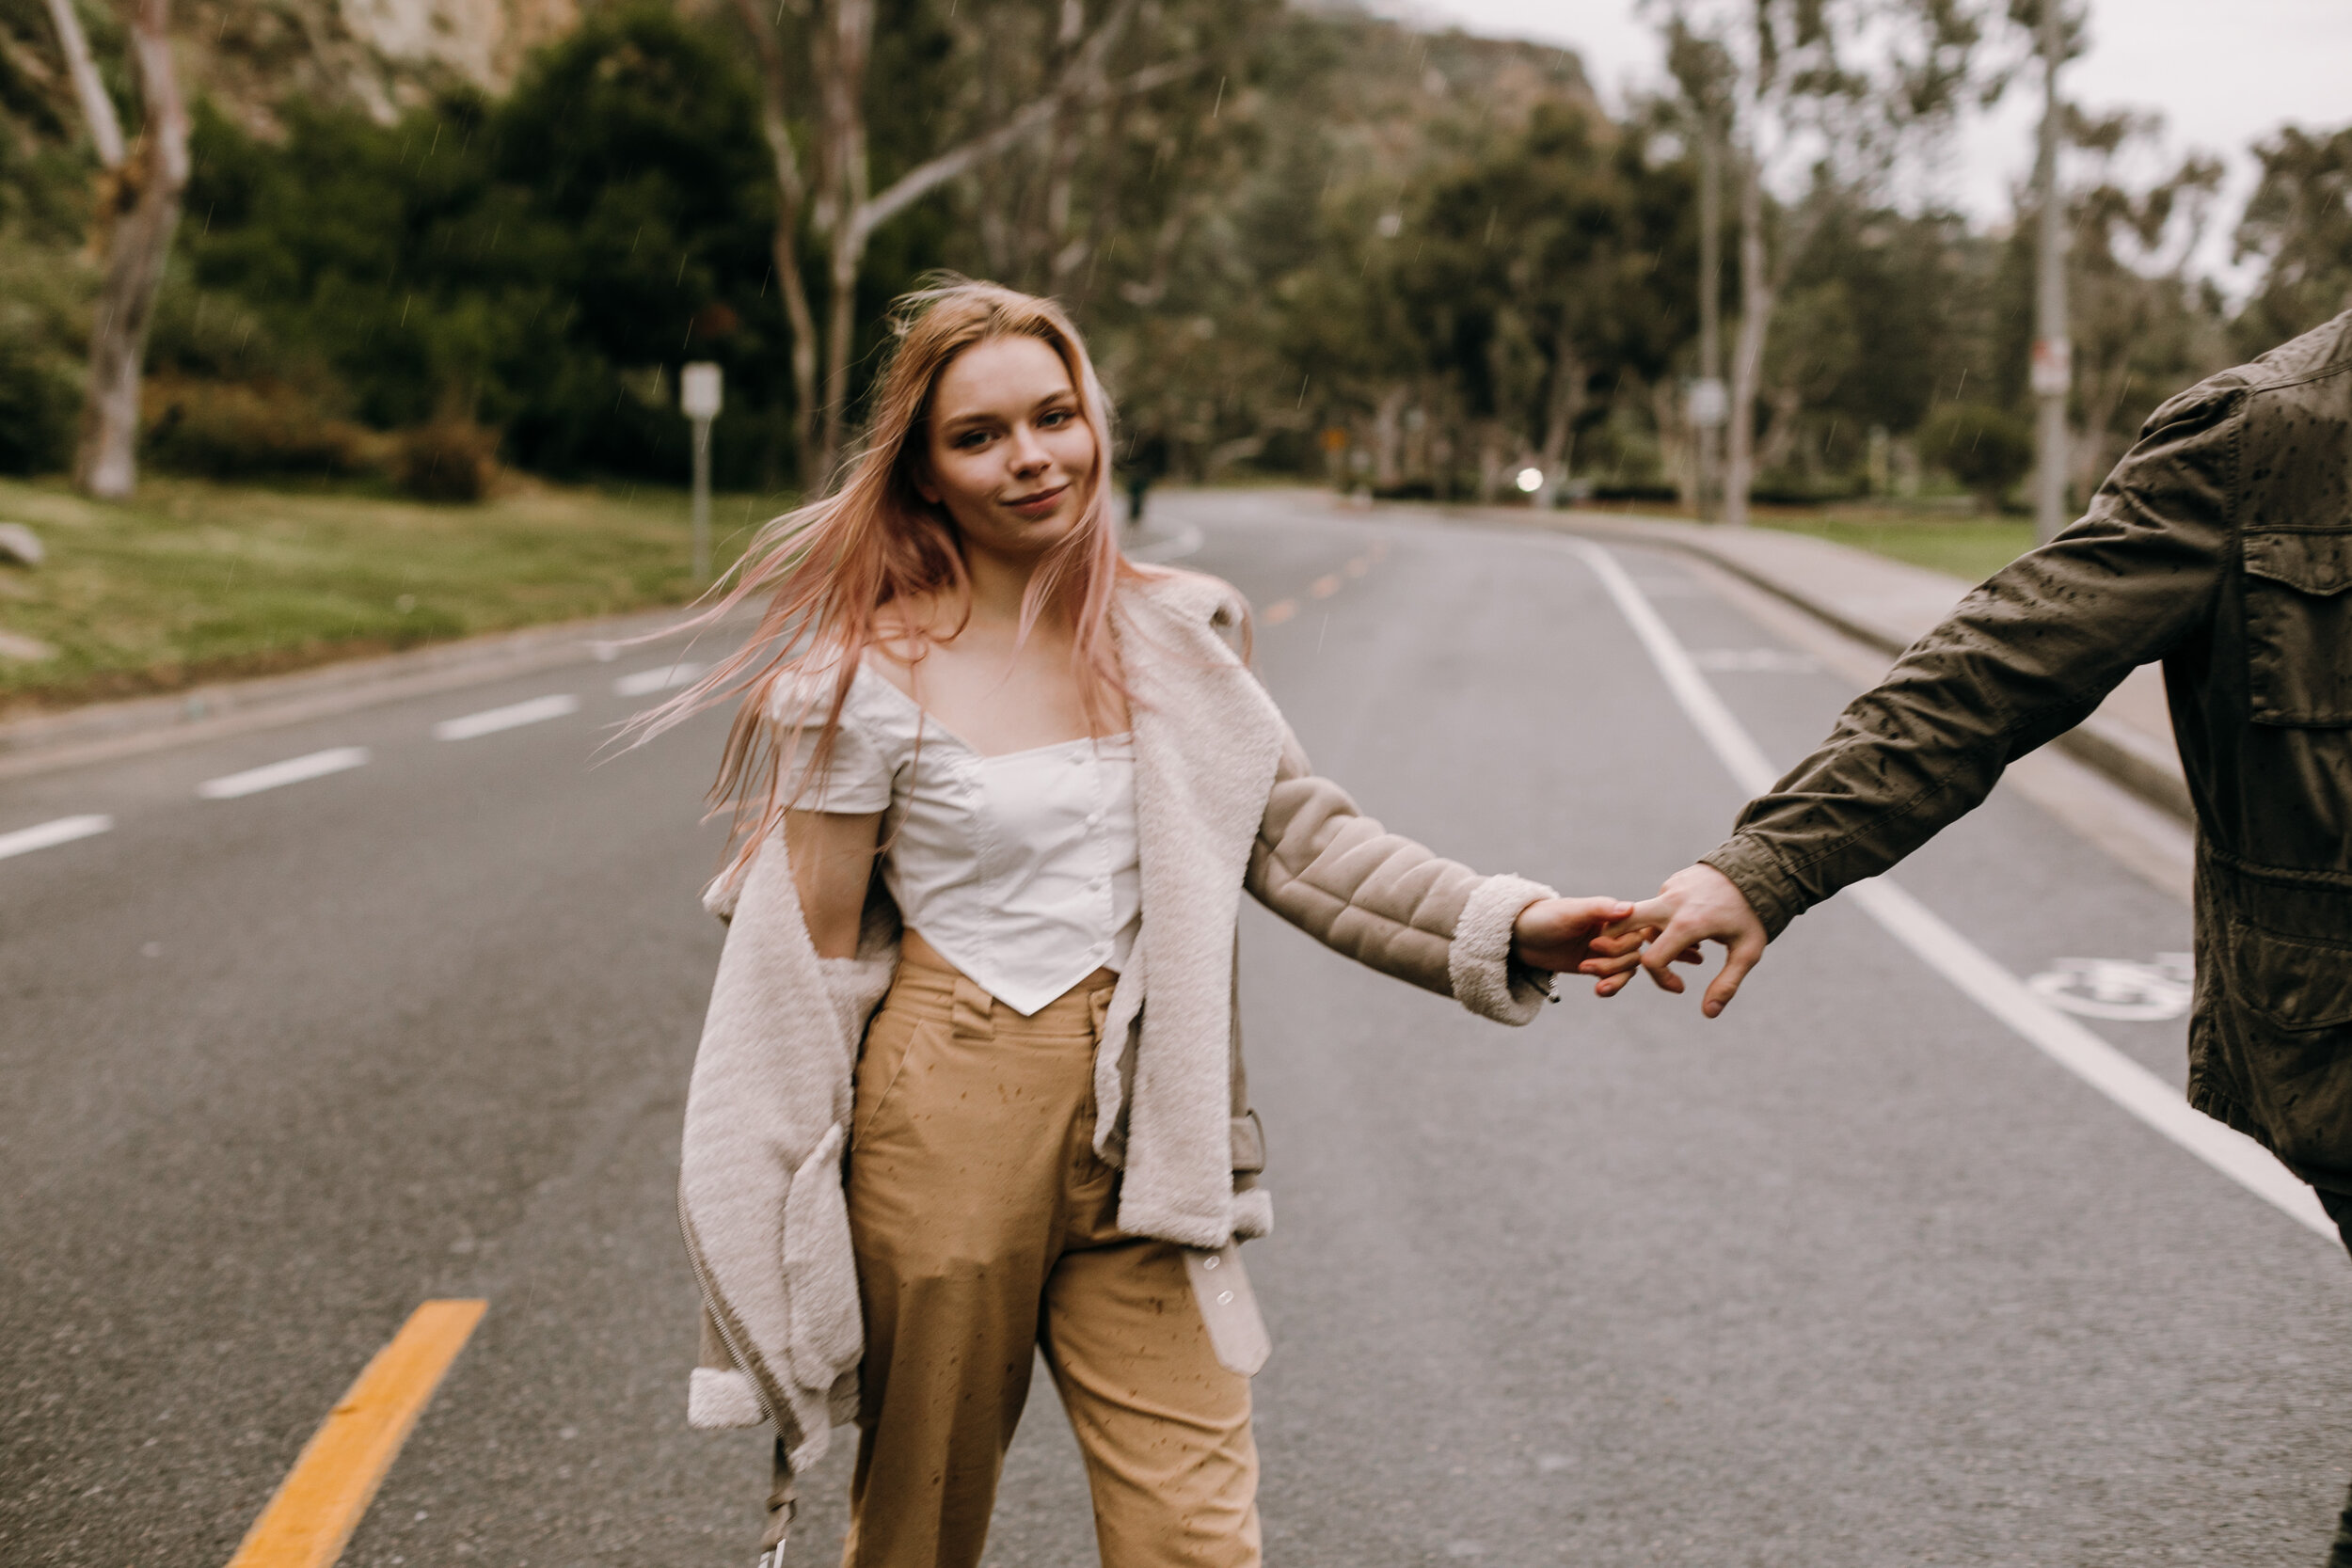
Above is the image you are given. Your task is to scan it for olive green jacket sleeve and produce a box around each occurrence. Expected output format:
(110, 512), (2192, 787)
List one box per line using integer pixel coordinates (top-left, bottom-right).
(1702, 380), (2244, 937)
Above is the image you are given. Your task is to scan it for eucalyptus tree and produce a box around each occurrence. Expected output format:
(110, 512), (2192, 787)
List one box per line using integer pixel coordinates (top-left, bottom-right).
(1663, 0), (1997, 523)
(2233, 122), (2352, 357)
(66, 0), (187, 498)
(724, 0), (1201, 485)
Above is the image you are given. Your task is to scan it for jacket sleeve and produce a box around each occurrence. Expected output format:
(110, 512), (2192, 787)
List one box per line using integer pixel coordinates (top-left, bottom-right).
(1701, 378), (2242, 937)
(1245, 727), (1557, 1023)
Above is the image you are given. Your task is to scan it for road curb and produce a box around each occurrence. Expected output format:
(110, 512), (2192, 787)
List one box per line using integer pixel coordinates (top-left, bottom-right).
(0, 603), (726, 782)
(1438, 504), (2195, 823)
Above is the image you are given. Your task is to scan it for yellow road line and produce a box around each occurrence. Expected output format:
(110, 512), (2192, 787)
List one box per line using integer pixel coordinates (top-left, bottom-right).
(225, 1299), (487, 1568)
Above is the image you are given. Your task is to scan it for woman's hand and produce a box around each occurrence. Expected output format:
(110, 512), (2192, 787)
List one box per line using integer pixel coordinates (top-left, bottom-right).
(1511, 896), (1653, 996)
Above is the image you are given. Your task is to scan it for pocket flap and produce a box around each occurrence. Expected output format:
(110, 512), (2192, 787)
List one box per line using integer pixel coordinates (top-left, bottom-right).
(780, 1124), (863, 1386)
(1230, 1111), (1265, 1174)
(2245, 531), (2352, 597)
(2230, 920), (2352, 1032)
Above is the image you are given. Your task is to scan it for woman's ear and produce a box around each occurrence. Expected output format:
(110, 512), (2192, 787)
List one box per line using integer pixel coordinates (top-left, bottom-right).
(908, 450), (942, 506)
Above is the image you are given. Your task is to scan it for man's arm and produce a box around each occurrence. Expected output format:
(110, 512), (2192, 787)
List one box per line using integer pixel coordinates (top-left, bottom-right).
(1621, 378), (2244, 1013)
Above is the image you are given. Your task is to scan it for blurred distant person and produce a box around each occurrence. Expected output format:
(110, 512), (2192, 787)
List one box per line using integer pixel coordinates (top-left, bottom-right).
(635, 278), (1639, 1567)
(1609, 309), (2352, 1563)
(1122, 429), (1168, 529)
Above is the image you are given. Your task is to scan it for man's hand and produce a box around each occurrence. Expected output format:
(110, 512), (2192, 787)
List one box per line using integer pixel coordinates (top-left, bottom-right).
(1604, 863), (1769, 1017)
(1511, 895), (1646, 995)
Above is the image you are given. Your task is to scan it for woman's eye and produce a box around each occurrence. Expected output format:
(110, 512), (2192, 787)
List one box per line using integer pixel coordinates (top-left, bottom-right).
(955, 430), (992, 449)
(1039, 409), (1073, 428)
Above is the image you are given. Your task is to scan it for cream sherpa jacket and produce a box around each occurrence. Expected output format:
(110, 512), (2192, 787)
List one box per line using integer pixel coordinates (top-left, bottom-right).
(678, 568), (1559, 1467)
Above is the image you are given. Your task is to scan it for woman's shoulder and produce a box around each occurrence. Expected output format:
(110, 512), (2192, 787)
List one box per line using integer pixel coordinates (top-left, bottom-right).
(1120, 565), (1249, 632)
(764, 658), (910, 745)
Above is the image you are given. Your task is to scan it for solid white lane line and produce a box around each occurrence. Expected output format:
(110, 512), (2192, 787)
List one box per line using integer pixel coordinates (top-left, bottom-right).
(0, 814), (114, 861)
(612, 662), (704, 697)
(198, 747), (373, 800)
(1572, 539), (2335, 1242)
(432, 693), (580, 741)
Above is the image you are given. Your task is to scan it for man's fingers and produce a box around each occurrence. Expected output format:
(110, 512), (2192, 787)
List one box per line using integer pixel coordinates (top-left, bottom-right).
(1701, 933), (1768, 1018)
(1639, 913), (1705, 978)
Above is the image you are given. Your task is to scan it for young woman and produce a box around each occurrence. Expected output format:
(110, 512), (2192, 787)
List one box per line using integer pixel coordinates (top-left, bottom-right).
(651, 278), (1640, 1567)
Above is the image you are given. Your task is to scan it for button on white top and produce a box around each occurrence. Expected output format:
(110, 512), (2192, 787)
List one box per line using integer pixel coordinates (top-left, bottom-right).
(778, 664), (1141, 1016)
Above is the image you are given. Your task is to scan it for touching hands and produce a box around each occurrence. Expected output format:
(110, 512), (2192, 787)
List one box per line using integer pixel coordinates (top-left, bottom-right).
(1594, 863), (1769, 1018)
(1510, 896), (1647, 995)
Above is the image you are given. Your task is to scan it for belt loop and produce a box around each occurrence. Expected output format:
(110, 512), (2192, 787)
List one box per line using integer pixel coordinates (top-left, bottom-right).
(1088, 984), (1113, 1038)
(951, 975), (994, 1040)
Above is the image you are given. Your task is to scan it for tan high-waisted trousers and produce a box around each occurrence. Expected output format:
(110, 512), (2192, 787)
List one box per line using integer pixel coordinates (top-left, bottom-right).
(841, 957), (1260, 1568)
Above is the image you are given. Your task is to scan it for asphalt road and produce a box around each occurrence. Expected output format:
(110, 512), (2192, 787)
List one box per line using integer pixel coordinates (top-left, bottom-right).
(5, 490), (2347, 1568)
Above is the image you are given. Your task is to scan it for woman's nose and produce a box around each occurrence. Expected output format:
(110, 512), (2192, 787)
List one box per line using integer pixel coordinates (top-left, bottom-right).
(1008, 433), (1050, 473)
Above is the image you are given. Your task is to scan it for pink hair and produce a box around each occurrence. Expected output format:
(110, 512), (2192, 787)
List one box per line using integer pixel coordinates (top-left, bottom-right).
(628, 277), (1144, 887)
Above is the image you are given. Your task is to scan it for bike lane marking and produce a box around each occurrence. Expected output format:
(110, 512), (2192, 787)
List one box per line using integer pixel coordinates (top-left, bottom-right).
(1574, 538), (2333, 1243)
(223, 1299), (486, 1568)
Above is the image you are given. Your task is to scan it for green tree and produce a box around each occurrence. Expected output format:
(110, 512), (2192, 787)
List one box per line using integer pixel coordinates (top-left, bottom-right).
(2233, 123), (2352, 356)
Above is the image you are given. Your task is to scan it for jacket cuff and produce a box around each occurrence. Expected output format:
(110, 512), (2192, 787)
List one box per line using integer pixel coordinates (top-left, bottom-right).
(688, 1367), (766, 1429)
(1698, 835), (1804, 941)
(1449, 874), (1557, 1025)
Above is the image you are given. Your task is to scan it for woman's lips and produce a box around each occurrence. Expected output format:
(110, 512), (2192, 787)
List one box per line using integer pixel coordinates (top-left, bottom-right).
(1006, 483), (1067, 515)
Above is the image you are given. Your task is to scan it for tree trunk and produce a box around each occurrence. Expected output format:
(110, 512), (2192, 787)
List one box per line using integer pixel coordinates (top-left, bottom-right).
(1724, 141), (1769, 529)
(728, 0), (822, 480)
(1536, 325), (1585, 508)
(74, 0), (187, 500)
(780, 0), (1149, 488)
(808, 0), (872, 489)
(44, 0), (124, 168)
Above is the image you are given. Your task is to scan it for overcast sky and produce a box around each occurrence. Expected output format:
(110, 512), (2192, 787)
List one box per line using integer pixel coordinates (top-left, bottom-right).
(1371, 0), (2352, 287)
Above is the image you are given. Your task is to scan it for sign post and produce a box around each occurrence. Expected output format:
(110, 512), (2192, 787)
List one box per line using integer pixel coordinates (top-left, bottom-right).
(681, 362), (723, 582)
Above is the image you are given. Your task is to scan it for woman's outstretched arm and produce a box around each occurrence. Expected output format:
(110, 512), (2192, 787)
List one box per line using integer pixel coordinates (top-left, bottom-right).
(1244, 731), (1636, 1018)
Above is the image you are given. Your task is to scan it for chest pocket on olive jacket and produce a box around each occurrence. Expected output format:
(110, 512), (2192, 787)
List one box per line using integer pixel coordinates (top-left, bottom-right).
(2244, 529), (2352, 724)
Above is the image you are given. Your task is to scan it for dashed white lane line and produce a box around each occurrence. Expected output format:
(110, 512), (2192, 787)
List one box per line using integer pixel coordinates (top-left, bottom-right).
(432, 693), (580, 741)
(1574, 539), (2335, 1242)
(612, 662), (704, 697)
(0, 814), (113, 861)
(198, 747), (373, 800)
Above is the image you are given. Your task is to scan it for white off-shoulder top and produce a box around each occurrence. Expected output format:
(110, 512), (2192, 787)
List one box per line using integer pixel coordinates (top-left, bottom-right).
(781, 663), (1141, 1016)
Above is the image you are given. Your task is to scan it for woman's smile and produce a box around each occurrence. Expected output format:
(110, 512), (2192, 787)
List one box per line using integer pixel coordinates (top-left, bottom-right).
(1004, 482), (1069, 517)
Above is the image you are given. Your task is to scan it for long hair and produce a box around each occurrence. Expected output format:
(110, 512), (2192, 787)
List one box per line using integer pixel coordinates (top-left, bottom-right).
(630, 277), (1143, 890)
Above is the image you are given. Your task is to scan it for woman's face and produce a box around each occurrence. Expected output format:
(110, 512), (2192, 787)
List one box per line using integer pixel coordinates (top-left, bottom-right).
(917, 335), (1098, 562)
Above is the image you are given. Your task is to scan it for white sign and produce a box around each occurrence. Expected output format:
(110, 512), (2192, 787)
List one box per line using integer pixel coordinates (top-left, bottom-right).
(2029, 338), (2072, 397)
(1689, 376), (1727, 429)
(681, 361), (723, 420)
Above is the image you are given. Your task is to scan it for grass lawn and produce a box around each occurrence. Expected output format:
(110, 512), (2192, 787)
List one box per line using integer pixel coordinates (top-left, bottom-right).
(0, 475), (782, 717)
(1749, 506), (2037, 584)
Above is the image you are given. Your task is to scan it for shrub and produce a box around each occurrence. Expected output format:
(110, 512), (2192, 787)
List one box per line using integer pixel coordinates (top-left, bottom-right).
(1920, 404), (2033, 513)
(143, 379), (380, 479)
(0, 239), (95, 475)
(395, 418), (500, 502)
(0, 332), (80, 475)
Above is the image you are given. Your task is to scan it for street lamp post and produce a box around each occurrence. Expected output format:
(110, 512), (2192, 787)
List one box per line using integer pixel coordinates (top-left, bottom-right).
(1694, 103), (1726, 522)
(2030, 2), (2071, 545)
(681, 362), (723, 582)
